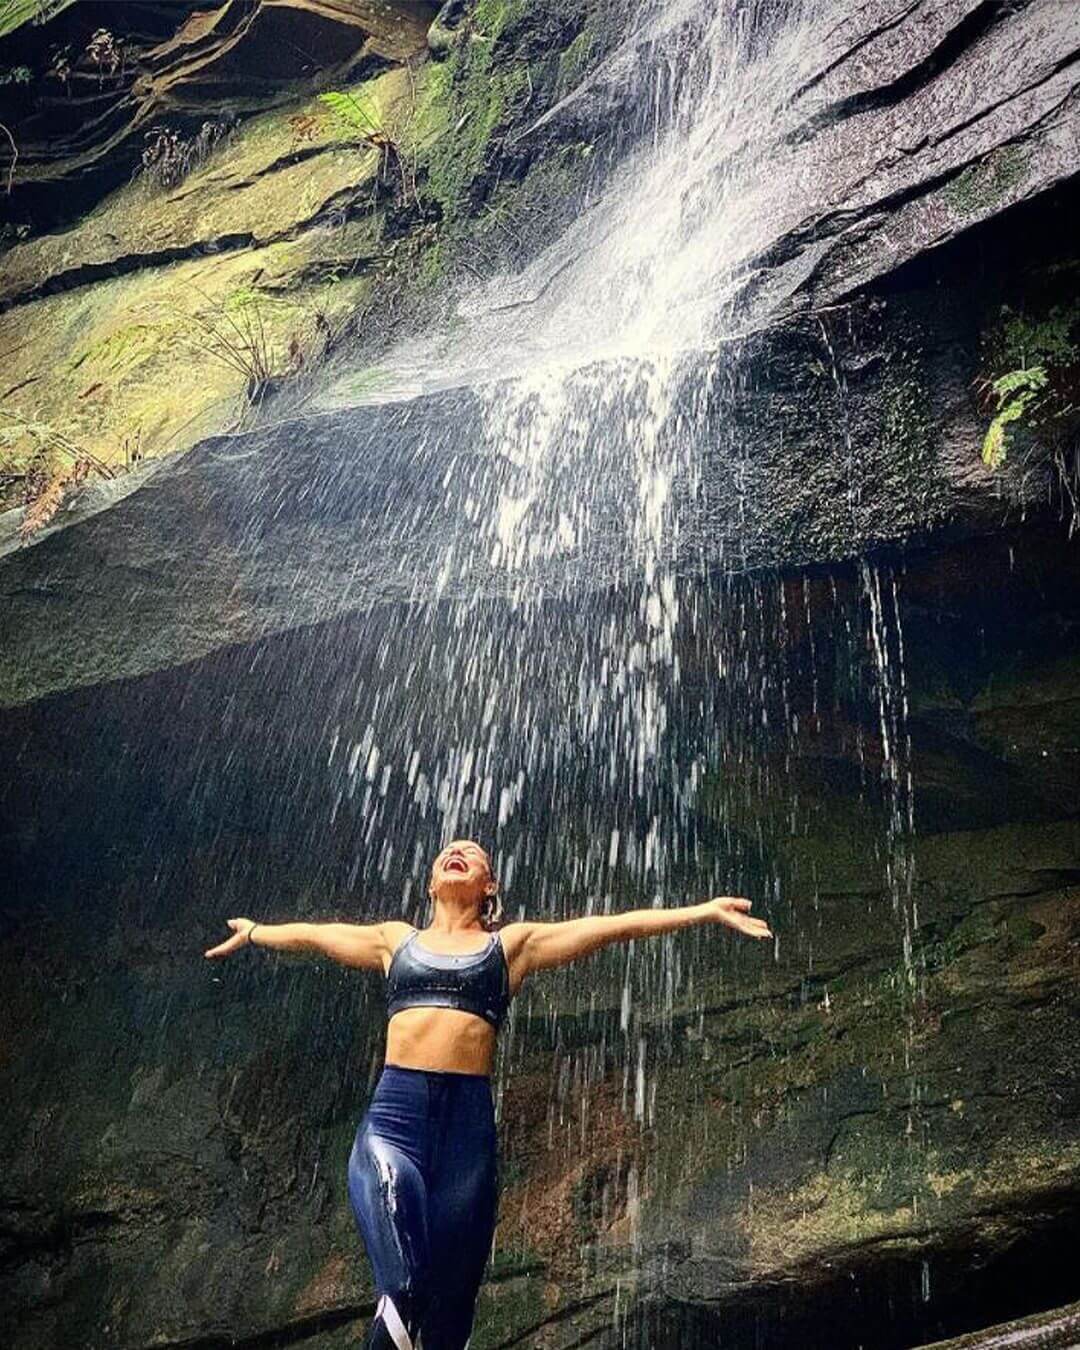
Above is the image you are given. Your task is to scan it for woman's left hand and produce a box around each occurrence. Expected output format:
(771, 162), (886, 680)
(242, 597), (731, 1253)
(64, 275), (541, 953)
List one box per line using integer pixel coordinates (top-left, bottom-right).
(707, 896), (773, 940)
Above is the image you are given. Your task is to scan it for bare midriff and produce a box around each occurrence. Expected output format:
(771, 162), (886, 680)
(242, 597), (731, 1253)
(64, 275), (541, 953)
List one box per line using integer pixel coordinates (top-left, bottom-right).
(385, 1006), (497, 1077)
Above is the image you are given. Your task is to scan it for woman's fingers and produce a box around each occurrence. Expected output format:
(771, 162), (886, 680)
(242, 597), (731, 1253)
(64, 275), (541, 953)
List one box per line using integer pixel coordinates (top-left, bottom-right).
(204, 919), (251, 959)
(711, 896), (752, 912)
(710, 897), (773, 940)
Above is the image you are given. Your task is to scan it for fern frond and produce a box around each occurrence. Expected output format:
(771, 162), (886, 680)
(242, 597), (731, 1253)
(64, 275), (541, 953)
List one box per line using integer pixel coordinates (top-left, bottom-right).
(318, 90), (382, 136)
(990, 364), (1047, 407)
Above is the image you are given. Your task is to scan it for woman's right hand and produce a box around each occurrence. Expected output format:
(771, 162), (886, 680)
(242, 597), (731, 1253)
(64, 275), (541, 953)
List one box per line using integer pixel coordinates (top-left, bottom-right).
(706, 897), (773, 940)
(204, 918), (257, 959)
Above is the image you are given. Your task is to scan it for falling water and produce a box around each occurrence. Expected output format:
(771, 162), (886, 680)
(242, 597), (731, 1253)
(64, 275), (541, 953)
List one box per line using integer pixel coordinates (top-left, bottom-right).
(299, 1), (931, 1330)
(316, 0), (840, 854)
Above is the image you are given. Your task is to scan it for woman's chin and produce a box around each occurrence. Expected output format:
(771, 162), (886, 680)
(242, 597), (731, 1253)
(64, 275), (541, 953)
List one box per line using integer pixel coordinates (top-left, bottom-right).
(436, 876), (480, 900)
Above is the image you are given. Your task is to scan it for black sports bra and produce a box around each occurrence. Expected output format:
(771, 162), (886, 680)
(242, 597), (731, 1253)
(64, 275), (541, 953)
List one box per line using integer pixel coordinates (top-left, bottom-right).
(385, 928), (511, 1030)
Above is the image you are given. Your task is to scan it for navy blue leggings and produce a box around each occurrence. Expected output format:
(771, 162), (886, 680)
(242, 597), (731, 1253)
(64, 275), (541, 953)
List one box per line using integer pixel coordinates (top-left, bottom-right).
(347, 1065), (499, 1350)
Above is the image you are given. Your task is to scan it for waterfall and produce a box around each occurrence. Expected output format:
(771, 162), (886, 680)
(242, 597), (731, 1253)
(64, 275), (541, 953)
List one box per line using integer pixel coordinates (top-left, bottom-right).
(303, 15), (929, 1258)
(314, 0), (845, 880)
(298, 2), (928, 993)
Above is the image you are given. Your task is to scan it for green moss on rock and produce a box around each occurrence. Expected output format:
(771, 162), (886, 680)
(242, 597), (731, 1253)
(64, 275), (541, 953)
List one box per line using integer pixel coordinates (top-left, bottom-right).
(877, 354), (948, 525)
(946, 145), (1030, 217)
(0, 65), (406, 484)
(558, 28), (596, 92)
(411, 32), (530, 228)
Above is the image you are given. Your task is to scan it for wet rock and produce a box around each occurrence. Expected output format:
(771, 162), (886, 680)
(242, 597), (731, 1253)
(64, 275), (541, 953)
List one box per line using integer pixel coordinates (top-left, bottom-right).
(0, 0), (436, 231)
(1, 529), (1078, 1348)
(1, 203), (1076, 710)
(0, 56), (414, 486)
(3, 0), (1074, 528)
(525, 0), (1080, 329)
(915, 1296), (1080, 1348)
(427, 0), (469, 58)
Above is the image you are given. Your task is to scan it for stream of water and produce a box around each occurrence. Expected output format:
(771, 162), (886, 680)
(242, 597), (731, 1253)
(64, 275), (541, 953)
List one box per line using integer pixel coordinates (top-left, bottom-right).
(298, 3), (931, 1323)
(310, 0), (923, 982)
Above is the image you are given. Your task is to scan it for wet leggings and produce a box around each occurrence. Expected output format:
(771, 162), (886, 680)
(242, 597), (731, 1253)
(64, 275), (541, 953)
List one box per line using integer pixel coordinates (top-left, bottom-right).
(347, 1065), (499, 1350)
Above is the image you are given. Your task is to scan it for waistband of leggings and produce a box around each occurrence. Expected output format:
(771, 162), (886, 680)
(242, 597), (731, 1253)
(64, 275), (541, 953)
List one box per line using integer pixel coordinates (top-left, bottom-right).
(380, 1061), (492, 1083)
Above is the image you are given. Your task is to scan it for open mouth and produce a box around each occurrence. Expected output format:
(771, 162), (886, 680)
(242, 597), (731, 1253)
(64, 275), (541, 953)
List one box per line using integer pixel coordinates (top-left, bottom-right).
(443, 856), (469, 874)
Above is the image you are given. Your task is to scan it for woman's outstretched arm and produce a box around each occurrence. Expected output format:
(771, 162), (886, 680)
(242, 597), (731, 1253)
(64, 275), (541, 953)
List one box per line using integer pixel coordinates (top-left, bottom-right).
(501, 897), (772, 982)
(204, 918), (410, 970)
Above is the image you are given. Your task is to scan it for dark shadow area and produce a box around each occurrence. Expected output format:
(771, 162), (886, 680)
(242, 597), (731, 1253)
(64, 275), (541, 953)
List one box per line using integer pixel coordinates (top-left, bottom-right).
(632, 1190), (1080, 1349)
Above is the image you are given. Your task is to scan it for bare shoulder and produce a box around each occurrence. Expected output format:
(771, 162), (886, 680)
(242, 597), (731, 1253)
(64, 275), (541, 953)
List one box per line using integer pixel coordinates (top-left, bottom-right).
(362, 920), (410, 976)
(495, 921), (533, 996)
(496, 921), (533, 961)
(380, 919), (415, 953)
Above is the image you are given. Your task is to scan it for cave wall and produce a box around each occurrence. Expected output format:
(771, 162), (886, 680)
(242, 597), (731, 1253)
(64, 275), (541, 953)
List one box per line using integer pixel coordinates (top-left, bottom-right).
(2, 525), (1078, 1349)
(2, 190), (1078, 709)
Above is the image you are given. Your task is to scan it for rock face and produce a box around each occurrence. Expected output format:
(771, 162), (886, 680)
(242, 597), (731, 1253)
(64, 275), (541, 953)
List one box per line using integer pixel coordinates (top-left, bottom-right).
(920, 1299), (1080, 1350)
(0, 0), (435, 228)
(1, 198), (1077, 708)
(2, 0), (1078, 502)
(526, 0), (1080, 330)
(1, 525), (1078, 1349)
(744, 0), (1080, 324)
(0, 1), (442, 507)
(0, 59), (413, 493)
(1, 2), (1079, 1349)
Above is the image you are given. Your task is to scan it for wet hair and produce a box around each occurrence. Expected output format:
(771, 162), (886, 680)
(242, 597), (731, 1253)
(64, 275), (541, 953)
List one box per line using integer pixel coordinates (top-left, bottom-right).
(479, 887), (503, 931)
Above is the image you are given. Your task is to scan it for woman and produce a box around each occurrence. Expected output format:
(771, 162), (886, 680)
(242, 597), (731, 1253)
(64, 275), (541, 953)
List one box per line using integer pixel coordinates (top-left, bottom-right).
(204, 839), (772, 1349)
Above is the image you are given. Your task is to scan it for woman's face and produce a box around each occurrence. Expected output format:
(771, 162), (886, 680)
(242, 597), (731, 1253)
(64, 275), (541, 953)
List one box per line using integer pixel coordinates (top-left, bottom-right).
(429, 839), (495, 902)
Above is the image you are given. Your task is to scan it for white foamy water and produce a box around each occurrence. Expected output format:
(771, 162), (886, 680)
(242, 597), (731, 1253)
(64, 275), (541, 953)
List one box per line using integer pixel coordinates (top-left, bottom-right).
(319, 0), (829, 407)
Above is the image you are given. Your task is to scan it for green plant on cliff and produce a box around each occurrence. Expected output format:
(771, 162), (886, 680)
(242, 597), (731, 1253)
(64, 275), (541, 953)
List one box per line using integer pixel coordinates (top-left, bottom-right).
(474, 0), (527, 41)
(411, 3), (531, 232)
(977, 302), (1080, 468)
(981, 366), (1049, 469)
(0, 0), (76, 39)
(318, 89), (384, 138)
(404, 0), (617, 277)
(170, 285), (337, 413)
(177, 287), (276, 406)
(318, 89), (412, 203)
(0, 409), (118, 534)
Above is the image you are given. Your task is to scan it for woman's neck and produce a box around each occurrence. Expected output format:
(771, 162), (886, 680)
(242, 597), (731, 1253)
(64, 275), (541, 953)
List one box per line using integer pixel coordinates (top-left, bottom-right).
(426, 905), (484, 936)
